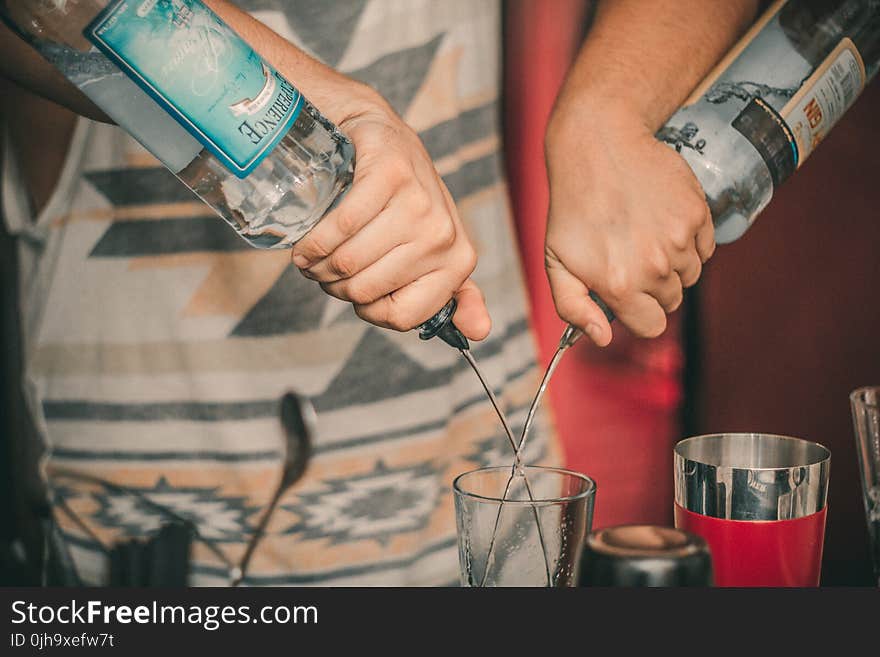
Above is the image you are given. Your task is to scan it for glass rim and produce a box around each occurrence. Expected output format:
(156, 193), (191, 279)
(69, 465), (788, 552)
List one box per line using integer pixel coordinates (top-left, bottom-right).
(452, 465), (596, 506)
(850, 386), (880, 409)
(674, 432), (830, 470)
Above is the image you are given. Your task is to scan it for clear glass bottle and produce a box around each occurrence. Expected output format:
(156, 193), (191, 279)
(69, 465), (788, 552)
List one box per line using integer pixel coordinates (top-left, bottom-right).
(657, 0), (880, 244)
(3, 0), (354, 248)
(3, 0), (464, 342)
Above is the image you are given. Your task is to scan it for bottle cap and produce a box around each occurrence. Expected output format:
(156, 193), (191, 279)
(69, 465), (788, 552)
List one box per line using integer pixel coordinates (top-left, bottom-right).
(418, 298), (469, 350)
(579, 525), (713, 587)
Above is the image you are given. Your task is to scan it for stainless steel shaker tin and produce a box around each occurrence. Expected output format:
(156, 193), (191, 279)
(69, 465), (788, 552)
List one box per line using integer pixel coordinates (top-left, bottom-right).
(674, 433), (830, 520)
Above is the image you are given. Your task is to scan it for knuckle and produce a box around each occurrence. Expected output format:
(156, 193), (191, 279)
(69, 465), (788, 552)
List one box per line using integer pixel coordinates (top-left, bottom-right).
(383, 303), (419, 332)
(319, 281), (344, 302)
(346, 280), (379, 306)
(460, 241), (478, 275)
(433, 219), (457, 251)
(300, 235), (331, 261)
(669, 224), (693, 251)
(686, 200), (709, 229)
(645, 245), (672, 279)
(353, 303), (376, 325)
(328, 251), (358, 279)
(409, 188), (433, 219)
(334, 209), (361, 237)
(386, 155), (413, 188)
(605, 266), (633, 301)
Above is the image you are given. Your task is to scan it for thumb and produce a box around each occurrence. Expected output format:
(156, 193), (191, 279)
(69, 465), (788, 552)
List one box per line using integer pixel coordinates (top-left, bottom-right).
(452, 278), (492, 341)
(546, 259), (613, 347)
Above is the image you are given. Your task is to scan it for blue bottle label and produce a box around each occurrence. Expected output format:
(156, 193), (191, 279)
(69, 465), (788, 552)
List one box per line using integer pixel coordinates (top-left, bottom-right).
(85, 0), (303, 178)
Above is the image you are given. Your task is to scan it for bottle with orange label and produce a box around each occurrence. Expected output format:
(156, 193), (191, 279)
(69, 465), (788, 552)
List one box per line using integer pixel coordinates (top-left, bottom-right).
(657, 0), (879, 243)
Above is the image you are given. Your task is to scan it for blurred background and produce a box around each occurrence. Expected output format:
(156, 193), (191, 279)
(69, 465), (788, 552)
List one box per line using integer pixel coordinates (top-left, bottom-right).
(1, 0), (877, 586)
(504, 0), (879, 586)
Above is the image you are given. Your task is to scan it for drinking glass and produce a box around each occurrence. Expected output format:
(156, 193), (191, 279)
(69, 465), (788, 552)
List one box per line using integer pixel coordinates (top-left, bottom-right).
(850, 386), (880, 586)
(674, 433), (830, 586)
(453, 465), (595, 587)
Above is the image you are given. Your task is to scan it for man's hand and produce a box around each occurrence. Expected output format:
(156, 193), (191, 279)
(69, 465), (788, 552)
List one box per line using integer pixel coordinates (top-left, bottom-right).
(206, 1), (490, 341)
(545, 101), (714, 346)
(542, 0), (758, 346)
(0, 0), (492, 341)
(291, 93), (490, 340)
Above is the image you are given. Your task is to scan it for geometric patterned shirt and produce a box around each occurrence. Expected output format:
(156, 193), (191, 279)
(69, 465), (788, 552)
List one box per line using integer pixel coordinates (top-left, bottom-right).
(2, 0), (557, 585)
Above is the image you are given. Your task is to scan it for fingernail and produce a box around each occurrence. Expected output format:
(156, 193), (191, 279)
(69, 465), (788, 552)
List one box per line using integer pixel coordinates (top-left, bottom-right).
(292, 254), (310, 268)
(586, 323), (602, 340)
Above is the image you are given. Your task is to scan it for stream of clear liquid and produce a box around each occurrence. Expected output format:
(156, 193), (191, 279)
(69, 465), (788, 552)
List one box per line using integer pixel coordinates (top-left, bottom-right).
(459, 349), (552, 586)
(516, 334), (574, 458)
(463, 325), (581, 586)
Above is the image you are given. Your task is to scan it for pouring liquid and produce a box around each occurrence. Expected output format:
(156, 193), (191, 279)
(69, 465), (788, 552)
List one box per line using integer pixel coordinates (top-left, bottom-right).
(516, 330), (576, 458)
(462, 325), (582, 586)
(459, 349), (552, 586)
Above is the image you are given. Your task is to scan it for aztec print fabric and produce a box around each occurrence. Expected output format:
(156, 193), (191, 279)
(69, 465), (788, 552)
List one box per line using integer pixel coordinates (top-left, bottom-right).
(2, 0), (558, 585)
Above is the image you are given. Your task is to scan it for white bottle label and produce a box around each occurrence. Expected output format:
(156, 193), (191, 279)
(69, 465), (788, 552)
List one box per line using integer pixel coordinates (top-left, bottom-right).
(782, 37), (866, 165)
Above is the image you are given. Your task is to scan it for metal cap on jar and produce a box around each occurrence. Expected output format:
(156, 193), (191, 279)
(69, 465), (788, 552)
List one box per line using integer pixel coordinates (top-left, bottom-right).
(579, 525), (713, 587)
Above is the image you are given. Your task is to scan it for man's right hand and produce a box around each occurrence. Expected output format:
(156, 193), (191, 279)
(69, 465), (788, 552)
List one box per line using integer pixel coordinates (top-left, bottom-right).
(0, 0), (492, 342)
(291, 88), (490, 341)
(206, 2), (492, 341)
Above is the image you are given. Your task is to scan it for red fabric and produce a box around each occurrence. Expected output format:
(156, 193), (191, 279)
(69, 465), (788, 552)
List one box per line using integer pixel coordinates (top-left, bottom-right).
(503, 1), (684, 529)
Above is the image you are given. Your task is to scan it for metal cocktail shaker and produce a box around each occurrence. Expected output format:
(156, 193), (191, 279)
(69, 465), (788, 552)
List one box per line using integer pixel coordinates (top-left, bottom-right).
(674, 433), (831, 586)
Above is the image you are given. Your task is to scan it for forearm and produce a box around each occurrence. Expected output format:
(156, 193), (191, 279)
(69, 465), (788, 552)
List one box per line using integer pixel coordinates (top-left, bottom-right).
(542, 0), (761, 344)
(552, 0), (760, 134)
(205, 1), (383, 124)
(0, 19), (108, 121)
(0, 1), (381, 126)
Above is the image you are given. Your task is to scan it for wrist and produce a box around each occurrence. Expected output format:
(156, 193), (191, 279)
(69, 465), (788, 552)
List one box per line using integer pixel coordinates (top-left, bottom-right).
(546, 92), (653, 161)
(311, 76), (395, 127)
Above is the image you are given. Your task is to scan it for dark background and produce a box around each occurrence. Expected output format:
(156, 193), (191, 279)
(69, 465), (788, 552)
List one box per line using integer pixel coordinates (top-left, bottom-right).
(504, 0), (880, 586)
(693, 80), (880, 586)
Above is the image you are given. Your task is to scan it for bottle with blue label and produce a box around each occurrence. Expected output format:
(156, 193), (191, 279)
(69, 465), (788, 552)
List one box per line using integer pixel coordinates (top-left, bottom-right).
(3, 0), (466, 347)
(4, 0), (354, 248)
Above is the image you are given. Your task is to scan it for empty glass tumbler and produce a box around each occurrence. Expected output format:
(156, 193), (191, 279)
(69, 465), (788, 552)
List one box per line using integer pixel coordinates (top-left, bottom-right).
(453, 466), (595, 587)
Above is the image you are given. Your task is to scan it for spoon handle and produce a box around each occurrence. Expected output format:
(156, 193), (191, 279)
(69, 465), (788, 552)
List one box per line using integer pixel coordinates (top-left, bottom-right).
(232, 392), (314, 586)
(231, 486), (285, 587)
